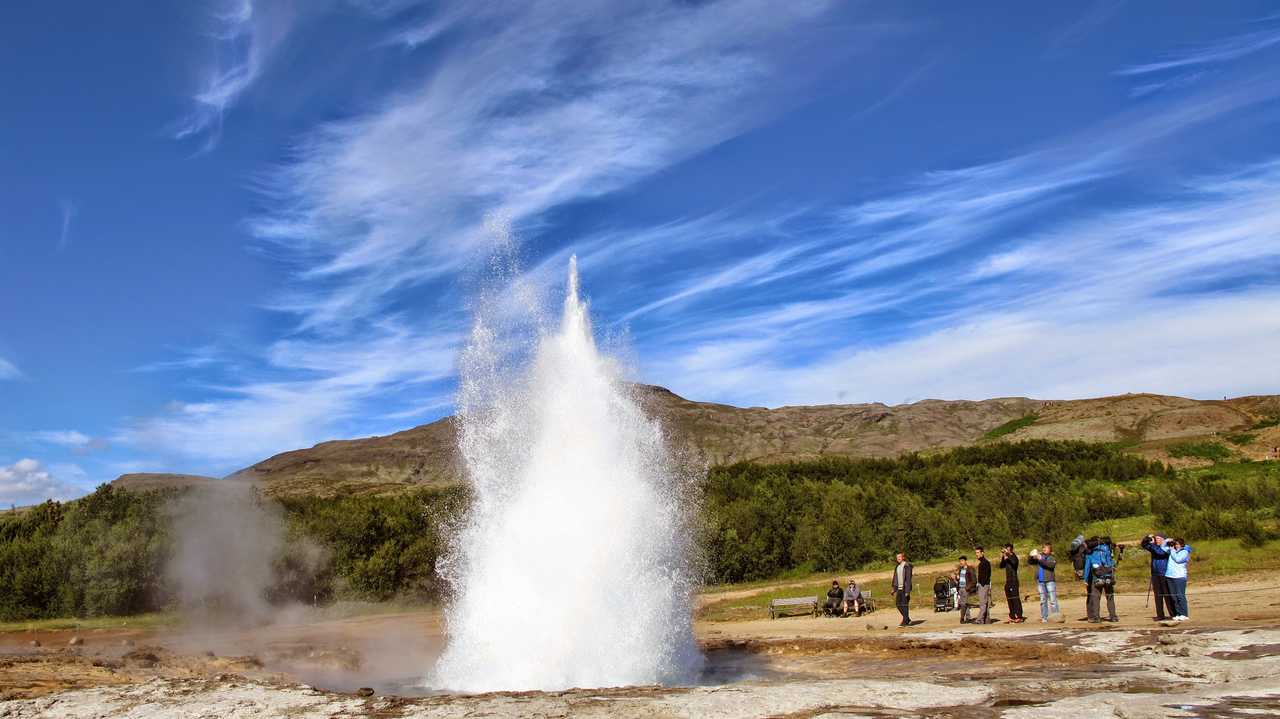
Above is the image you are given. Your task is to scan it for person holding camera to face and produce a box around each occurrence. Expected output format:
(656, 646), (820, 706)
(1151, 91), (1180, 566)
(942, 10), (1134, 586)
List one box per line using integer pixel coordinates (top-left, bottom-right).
(999, 544), (1025, 623)
(1140, 533), (1177, 621)
(1028, 543), (1060, 621)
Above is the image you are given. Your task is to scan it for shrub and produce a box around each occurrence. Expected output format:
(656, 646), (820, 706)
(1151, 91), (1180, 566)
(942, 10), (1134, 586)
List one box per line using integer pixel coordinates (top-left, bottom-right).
(1167, 441), (1231, 462)
(983, 415), (1039, 440)
(1224, 432), (1257, 446)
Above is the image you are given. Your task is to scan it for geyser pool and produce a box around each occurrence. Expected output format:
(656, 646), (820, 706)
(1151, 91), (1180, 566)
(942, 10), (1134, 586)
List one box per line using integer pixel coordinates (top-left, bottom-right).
(430, 257), (702, 692)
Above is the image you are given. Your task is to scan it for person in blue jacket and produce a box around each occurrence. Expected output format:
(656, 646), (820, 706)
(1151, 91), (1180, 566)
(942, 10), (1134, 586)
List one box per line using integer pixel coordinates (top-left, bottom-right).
(1164, 538), (1193, 621)
(1083, 537), (1118, 623)
(1141, 533), (1177, 621)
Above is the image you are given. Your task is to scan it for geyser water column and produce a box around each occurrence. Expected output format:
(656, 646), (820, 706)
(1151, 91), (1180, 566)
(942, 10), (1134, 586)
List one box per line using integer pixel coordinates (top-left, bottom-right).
(431, 257), (702, 692)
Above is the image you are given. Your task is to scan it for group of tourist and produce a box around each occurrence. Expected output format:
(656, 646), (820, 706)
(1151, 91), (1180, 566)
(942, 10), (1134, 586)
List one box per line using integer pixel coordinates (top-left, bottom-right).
(1140, 533), (1194, 622)
(824, 578), (867, 617)
(884, 531), (1193, 628)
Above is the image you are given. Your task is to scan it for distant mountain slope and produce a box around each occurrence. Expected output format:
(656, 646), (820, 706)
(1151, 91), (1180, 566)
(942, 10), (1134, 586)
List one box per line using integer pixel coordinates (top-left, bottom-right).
(201, 386), (1279, 499)
(110, 473), (220, 492)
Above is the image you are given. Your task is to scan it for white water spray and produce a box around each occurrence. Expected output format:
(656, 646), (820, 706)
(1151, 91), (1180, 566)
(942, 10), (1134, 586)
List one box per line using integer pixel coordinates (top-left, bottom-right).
(431, 257), (702, 692)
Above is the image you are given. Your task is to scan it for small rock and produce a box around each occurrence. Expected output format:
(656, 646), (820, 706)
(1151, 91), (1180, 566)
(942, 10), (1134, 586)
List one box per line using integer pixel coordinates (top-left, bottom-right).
(68, 636), (83, 646)
(356, 687), (375, 697)
(120, 639), (134, 647)
(1158, 635), (1180, 646)
(866, 623), (875, 631)
(29, 640), (41, 648)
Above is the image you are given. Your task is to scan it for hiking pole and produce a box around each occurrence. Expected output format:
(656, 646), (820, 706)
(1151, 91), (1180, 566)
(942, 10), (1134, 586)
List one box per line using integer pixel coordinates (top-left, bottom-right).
(1145, 576), (1151, 608)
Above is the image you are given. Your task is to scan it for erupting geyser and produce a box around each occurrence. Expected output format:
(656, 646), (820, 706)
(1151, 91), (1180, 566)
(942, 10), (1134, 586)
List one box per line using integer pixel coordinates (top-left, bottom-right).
(430, 257), (702, 692)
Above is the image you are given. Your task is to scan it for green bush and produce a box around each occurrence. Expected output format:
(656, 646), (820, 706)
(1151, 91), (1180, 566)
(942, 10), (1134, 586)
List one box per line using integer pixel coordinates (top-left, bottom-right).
(703, 440), (1169, 583)
(1167, 441), (1232, 462)
(1224, 432), (1257, 446)
(983, 414), (1039, 440)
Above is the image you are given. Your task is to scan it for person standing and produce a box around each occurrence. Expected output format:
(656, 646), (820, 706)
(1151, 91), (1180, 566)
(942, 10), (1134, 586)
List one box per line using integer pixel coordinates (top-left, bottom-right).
(1084, 537), (1118, 623)
(999, 544), (1025, 623)
(1141, 533), (1176, 621)
(1028, 543), (1059, 621)
(1164, 538), (1193, 621)
(955, 556), (975, 623)
(974, 546), (993, 624)
(892, 551), (913, 627)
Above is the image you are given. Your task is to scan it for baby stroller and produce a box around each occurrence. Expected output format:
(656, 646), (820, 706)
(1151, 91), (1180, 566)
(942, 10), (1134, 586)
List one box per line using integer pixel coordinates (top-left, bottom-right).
(933, 575), (958, 612)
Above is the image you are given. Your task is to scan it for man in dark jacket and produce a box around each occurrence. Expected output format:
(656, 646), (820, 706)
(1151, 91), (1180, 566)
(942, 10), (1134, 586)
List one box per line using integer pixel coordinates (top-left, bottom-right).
(1141, 533), (1176, 621)
(892, 551), (913, 627)
(999, 544), (1025, 623)
(824, 580), (844, 616)
(974, 546), (993, 624)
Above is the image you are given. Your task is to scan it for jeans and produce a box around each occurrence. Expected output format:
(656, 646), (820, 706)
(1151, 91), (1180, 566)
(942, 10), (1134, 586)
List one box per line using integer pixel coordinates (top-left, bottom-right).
(1166, 576), (1189, 617)
(895, 590), (911, 625)
(1037, 581), (1059, 619)
(958, 585), (971, 622)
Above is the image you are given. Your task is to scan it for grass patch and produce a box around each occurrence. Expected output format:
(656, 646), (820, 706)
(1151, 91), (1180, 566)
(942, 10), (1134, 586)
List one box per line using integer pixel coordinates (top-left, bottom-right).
(1167, 441), (1232, 462)
(1224, 432), (1257, 446)
(0, 612), (177, 634)
(1250, 416), (1280, 431)
(983, 414), (1039, 440)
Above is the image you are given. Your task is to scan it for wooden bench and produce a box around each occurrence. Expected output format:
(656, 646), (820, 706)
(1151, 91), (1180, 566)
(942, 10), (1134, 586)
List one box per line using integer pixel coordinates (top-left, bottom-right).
(769, 596), (820, 619)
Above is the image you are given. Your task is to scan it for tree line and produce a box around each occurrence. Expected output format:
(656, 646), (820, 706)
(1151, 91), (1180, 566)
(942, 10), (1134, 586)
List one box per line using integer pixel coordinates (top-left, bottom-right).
(3, 440), (1275, 620)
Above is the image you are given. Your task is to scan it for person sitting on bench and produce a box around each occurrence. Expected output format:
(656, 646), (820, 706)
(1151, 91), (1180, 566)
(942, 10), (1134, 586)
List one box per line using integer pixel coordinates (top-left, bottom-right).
(843, 579), (864, 616)
(825, 580), (844, 615)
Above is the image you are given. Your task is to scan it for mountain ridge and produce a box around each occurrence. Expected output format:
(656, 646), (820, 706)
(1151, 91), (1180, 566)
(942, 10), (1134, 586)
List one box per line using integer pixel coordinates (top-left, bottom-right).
(113, 387), (1280, 498)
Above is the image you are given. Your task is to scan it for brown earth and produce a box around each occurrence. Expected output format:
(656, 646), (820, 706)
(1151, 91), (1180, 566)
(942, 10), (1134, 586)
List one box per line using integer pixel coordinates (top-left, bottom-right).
(4, 575), (1280, 715)
(195, 386), (1280, 498)
(110, 473), (220, 492)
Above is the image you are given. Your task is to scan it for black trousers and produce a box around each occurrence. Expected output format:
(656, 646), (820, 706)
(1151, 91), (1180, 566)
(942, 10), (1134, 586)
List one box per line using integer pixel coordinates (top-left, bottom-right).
(1005, 584), (1023, 619)
(895, 590), (911, 624)
(1152, 574), (1177, 619)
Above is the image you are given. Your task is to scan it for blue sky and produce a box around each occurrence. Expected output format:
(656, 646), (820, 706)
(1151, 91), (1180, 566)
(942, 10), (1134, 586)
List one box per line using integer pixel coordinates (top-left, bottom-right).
(3, 1), (1279, 505)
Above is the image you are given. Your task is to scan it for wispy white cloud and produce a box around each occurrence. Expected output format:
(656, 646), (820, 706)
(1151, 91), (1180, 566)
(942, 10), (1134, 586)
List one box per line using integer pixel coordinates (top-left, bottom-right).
(642, 157), (1280, 407)
(1117, 25), (1280, 76)
(0, 459), (85, 507)
(174, 0), (299, 149)
(27, 430), (90, 447)
(57, 200), (77, 251)
(115, 320), (459, 467)
(254, 0), (845, 330)
(0, 356), (18, 380)
(131, 345), (226, 373)
(23, 430), (109, 455)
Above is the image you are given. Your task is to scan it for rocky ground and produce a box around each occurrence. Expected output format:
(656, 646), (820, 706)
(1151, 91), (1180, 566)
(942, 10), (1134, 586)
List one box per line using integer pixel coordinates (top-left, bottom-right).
(3, 575), (1279, 717)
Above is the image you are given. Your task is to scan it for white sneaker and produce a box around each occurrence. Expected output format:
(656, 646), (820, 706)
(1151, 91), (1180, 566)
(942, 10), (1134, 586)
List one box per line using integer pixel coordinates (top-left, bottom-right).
(1174, 615), (1188, 622)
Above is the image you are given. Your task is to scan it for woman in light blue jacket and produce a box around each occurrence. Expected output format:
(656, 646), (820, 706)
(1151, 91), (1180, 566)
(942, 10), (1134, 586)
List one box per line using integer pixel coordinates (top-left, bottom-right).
(1163, 538), (1192, 621)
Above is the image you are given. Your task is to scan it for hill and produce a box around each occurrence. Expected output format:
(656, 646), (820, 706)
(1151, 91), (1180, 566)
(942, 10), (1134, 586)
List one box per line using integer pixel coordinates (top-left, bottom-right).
(110, 473), (220, 493)
(209, 386), (1279, 498)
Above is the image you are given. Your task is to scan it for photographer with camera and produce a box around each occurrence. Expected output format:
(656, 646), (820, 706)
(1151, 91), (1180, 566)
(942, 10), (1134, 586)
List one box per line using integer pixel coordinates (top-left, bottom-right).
(1140, 533), (1177, 621)
(999, 544), (1025, 623)
(1084, 536), (1119, 623)
(1028, 543), (1059, 621)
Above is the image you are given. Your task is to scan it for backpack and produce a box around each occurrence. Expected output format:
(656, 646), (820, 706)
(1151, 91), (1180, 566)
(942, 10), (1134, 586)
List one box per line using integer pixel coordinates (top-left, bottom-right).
(1091, 565), (1115, 588)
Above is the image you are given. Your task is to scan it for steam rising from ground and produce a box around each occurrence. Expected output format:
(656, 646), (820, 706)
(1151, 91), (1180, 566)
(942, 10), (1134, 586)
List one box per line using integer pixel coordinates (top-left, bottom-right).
(431, 257), (702, 691)
(165, 481), (322, 625)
